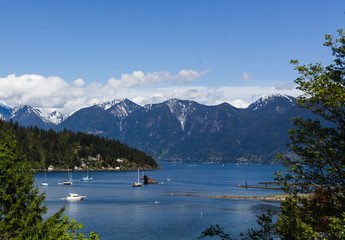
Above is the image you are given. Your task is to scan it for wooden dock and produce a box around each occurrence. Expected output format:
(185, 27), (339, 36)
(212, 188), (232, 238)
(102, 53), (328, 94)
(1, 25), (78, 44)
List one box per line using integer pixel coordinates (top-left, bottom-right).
(237, 185), (283, 190)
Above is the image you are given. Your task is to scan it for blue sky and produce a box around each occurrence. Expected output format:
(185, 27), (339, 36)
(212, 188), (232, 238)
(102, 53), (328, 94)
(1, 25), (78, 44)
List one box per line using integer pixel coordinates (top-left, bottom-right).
(0, 1), (344, 115)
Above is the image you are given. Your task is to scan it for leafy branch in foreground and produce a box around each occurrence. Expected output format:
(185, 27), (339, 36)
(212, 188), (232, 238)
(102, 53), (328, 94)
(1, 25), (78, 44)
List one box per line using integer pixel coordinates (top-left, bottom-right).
(199, 224), (233, 240)
(199, 210), (276, 240)
(199, 27), (345, 240)
(275, 27), (345, 239)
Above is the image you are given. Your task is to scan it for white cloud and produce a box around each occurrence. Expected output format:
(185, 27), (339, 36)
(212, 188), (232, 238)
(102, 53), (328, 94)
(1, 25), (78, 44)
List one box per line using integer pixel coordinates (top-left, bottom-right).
(275, 82), (296, 90)
(173, 69), (209, 84)
(74, 78), (85, 87)
(106, 71), (171, 89)
(0, 71), (302, 116)
(241, 72), (252, 80)
(105, 69), (208, 89)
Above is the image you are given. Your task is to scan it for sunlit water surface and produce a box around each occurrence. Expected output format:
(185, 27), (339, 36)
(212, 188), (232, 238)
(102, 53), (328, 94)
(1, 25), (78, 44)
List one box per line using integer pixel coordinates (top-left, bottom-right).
(36, 163), (284, 240)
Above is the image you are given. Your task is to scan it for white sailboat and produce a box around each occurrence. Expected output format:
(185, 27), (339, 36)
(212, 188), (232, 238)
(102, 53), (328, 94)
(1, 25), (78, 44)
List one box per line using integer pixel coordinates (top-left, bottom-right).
(41, 169), (48, 186)
(132, 167), (142, 187)
(58, 169), (73, 185)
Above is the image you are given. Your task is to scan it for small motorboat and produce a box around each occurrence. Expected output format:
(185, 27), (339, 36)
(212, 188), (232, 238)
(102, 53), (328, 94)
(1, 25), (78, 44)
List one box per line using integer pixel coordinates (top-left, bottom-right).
(62, 193), (86, 201)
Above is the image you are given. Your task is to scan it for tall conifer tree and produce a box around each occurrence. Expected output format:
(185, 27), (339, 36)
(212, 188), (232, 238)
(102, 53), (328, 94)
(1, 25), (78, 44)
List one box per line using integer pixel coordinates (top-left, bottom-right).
(0, 130), (98, 239)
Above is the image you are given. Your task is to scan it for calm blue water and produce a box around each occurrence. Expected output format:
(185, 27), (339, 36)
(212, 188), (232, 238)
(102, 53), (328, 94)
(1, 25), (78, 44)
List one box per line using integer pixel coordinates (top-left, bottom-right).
(36, 163), (284, 240)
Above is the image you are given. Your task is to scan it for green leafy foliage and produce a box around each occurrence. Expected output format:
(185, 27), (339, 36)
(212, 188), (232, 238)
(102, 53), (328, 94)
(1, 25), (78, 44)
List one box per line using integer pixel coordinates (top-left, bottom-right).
(199, 224), (234, 240)
(240, 209), (277, 240)
(0, 130), (99, 239)
(325, 212), (345, 239)
(199, 27), (345, 240)
(275, 28), (345, 238)
(199, 210), (277, 240)
(276, 197), (318, 240)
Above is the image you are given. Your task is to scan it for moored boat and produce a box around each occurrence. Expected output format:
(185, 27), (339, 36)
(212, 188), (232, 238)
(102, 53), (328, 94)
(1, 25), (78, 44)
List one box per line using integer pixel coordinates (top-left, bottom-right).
(143, 175), (158, 184)
(41, 169), (48, 186)
(132, 167), (142, 187)
(80, 166), (93, 182)
(58, 169), (73, 185)
(58, 180), (73, 185)
(61, 193), (86, 201)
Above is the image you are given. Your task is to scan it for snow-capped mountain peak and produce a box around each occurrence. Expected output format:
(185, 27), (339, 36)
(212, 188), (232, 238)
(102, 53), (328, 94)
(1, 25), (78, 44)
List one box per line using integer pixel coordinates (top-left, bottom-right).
(248, 94), (295, 112)
(97, 98), (122, 110)
(108, 99), (141, 119)
(10, 104), (51, 125)
(11, 105), (42, 118)
(46, 111), (66, 125)
(105, 99), (142, 131)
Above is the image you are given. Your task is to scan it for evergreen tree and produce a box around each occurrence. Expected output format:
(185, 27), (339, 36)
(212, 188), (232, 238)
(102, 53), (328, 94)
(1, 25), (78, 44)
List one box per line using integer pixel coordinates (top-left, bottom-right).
(0, 130), (99, 239)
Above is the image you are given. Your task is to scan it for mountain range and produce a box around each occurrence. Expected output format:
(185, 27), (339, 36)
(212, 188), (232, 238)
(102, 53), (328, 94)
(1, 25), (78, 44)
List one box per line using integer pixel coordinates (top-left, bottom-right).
(0, 94), (312, 164)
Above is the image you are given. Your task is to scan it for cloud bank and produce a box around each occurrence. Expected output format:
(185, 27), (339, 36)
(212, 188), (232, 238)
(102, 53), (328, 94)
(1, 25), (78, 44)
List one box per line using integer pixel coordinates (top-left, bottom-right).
(0, 71), (301, 116)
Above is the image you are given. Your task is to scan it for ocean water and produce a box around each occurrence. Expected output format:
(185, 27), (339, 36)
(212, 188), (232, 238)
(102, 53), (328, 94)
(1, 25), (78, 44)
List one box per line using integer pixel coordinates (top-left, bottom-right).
(36, 163), (284, 240)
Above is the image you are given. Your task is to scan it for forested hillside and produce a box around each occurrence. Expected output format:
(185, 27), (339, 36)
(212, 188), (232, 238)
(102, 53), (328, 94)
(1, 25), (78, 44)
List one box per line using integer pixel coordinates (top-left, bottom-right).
(0, 120), (158, 170)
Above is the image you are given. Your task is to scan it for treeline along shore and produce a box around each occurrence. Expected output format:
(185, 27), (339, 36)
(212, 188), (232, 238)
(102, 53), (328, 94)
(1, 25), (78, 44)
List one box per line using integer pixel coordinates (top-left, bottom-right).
(0, 119), (159, 170)
(33, 166), (161, 172)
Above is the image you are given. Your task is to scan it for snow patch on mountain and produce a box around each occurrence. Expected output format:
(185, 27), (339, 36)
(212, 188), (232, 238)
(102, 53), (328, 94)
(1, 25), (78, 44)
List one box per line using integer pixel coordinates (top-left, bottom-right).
(249, 94), (294, 111)
(0, 103), (11, 110)
(144, 104), (154, 111)
(46, 111), (66, 125)
(108, 99), (142, 131)
(166, 99), (195, 131)
(11, 104), (50, 123)
(97, 98), (122, 110)
(0, 103), (12, 120)
(108, 99), (141, 119)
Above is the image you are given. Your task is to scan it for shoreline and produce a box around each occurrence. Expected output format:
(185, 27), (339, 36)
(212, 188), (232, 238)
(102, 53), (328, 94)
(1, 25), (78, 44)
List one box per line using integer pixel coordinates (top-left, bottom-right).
(33, 166), (162, 172)
(176, 193), (290, 201)
(177, 193), (311, 201)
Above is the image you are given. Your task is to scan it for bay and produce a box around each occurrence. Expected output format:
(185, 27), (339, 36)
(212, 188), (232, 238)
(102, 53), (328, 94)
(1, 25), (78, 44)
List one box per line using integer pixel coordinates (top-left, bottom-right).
(36, 163), (284, 239)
